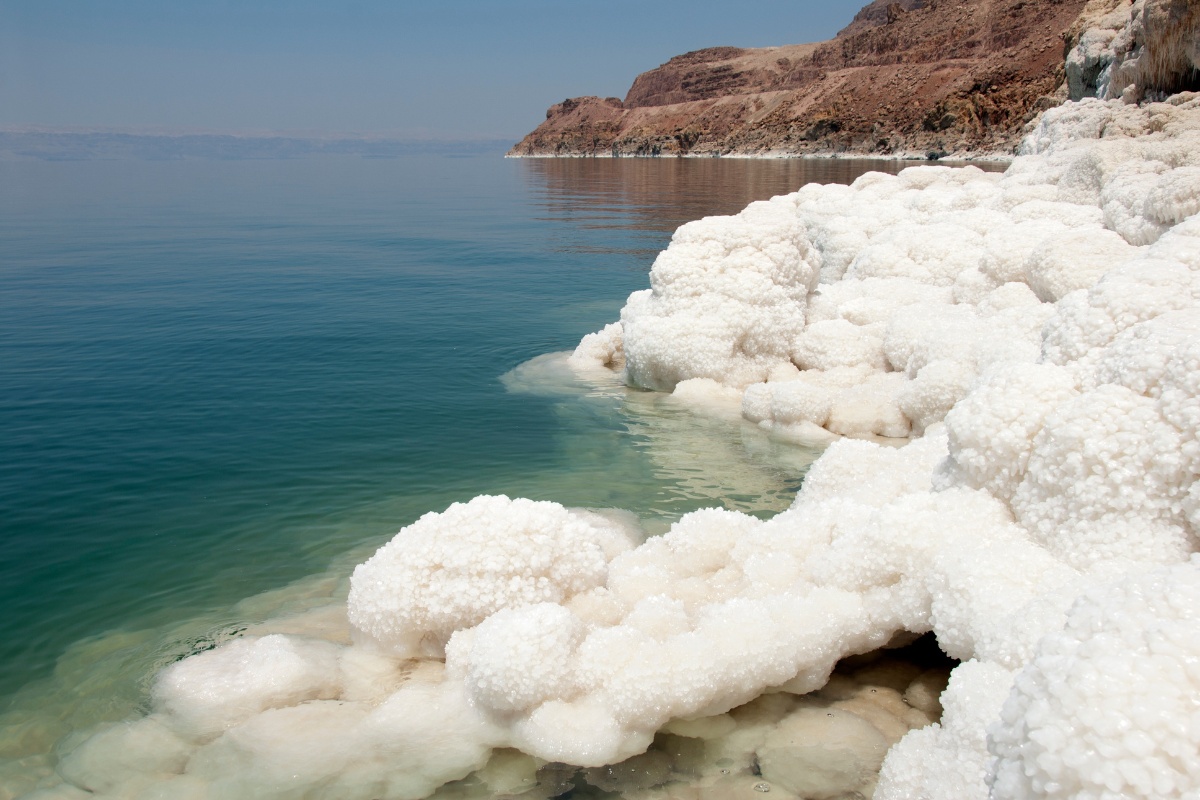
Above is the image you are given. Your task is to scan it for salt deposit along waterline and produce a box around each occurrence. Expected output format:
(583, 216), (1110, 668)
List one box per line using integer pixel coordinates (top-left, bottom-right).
(8, 1), (1200, 797)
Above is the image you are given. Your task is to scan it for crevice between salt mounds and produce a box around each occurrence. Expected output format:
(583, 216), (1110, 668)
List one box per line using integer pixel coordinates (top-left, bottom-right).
(468, 633), (957, 800)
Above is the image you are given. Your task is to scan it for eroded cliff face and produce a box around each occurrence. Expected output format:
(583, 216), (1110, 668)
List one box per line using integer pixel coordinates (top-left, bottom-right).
(510, 0), (1092, 158)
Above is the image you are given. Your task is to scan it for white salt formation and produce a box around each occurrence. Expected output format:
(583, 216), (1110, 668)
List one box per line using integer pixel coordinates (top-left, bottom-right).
(347, 495), (639, 658)
(1066, 0), (1200, 103)
(28, 35), (1200, 800)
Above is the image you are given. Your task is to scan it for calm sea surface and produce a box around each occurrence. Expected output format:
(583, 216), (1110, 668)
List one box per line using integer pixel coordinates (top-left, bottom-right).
(0, 153), (989, 744)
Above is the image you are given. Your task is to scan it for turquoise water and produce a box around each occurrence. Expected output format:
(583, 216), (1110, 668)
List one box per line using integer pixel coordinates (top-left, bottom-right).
(0, 153), (935, 755)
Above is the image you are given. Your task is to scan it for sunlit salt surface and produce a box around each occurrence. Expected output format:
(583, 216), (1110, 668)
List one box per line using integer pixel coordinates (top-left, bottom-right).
(0, 153), (952, 796)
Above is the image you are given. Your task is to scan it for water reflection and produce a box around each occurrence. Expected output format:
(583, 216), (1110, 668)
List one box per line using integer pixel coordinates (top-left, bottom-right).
(520, 156), (1006, 239)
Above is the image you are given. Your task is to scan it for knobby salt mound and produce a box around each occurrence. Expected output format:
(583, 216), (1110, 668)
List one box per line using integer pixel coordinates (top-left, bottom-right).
(29, 23), (1200, 800)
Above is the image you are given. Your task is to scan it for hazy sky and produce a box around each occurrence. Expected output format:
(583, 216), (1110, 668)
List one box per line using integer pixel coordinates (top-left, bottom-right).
(1, 1), (872, 139)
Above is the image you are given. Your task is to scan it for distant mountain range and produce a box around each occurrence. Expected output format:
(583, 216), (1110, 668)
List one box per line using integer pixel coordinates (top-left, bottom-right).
(0, 131), (513, 161)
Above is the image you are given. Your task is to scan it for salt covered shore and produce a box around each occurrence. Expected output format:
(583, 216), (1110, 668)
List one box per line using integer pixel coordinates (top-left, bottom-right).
(23, 3), (1200, 799)
(566, 92), (1200, 798)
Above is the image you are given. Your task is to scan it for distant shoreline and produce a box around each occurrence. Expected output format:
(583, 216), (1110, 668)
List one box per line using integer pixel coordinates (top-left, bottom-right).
(504, 150), (1015, 165)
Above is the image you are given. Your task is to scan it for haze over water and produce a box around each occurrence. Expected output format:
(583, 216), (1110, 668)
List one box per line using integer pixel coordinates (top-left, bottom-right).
(0, 154), (966, 743)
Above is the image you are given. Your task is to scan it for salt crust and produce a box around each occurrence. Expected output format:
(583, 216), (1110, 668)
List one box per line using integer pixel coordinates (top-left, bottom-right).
(346, 495), (638, 658)
(1066, 0), (1200, 104)
(38, 98), (1200, 800)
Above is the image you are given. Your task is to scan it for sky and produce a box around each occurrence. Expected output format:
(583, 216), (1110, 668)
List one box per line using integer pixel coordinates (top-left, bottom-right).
(0, 1), (873, 140)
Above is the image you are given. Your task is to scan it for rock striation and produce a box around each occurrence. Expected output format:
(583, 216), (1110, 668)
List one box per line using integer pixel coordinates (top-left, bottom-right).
(510, 0), (1095, 159)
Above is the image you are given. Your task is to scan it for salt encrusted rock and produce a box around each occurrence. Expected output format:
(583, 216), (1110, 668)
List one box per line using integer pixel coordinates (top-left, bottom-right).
(347, 495), (637, 657)
(1024, 227), (1138, 301)
(1079, 0), (1200, 103)
(56, 717), (191, 795)
(153, 634), (343, 741)
(569, 320), (624, 369)
(177, 673), (502, 800)
(940, 362), (1081, 503)
(618, 198), (819, 391)
(757, 704), (890, 798)
(1010, 384), (1190, 570)
(877, 660), (1017, 799)
(990, 560), (1200, 799)
(447, 603), (584, 713)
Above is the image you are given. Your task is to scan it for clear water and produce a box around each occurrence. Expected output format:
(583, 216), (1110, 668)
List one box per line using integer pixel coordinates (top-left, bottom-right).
(0, 153), (960, 767)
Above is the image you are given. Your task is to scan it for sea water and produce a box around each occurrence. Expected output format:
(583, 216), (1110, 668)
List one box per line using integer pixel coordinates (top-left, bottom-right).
(0, 153), (977, 782)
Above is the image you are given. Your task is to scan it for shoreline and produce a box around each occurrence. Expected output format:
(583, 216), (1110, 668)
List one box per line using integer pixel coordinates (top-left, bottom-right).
(505, 150), (1016, 164)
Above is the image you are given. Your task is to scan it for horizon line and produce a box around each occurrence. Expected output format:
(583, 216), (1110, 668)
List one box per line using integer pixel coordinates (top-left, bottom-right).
(0, 125), (521, 143)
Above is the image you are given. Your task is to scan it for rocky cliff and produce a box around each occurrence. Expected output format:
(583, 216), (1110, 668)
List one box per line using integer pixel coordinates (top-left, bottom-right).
(510, 0), (1093, 158)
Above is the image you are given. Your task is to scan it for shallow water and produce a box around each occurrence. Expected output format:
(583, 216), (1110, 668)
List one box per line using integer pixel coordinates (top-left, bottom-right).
(0, 153), (989, 771)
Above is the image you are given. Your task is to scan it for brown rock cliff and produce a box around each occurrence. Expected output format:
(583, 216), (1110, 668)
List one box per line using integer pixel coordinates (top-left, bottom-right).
(510, 0), (1093, 158)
